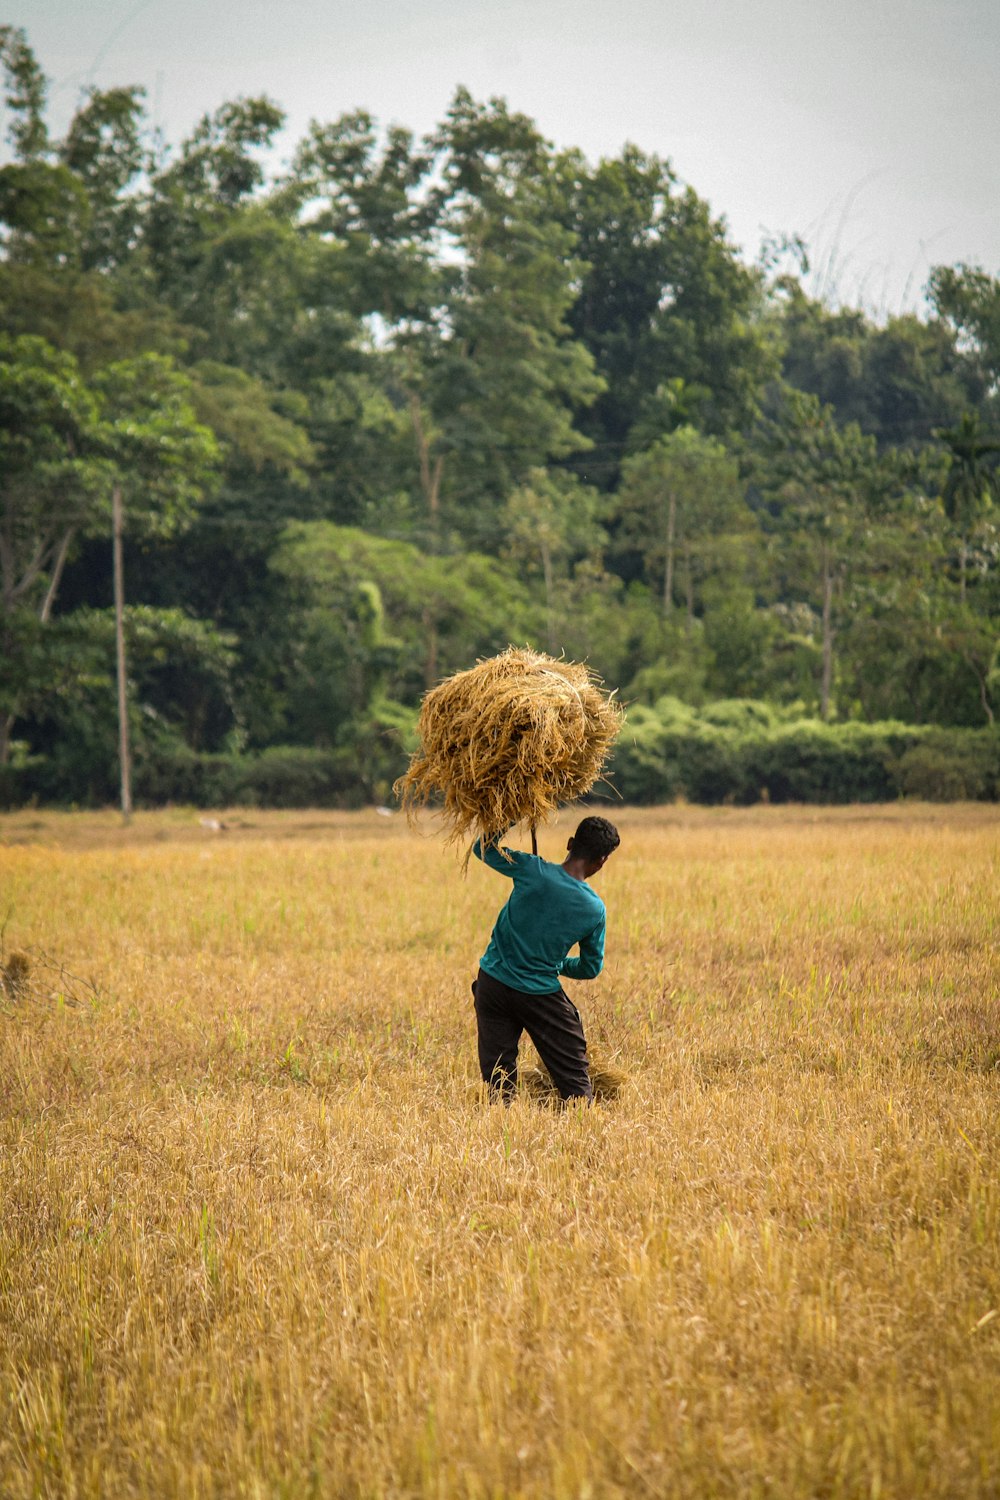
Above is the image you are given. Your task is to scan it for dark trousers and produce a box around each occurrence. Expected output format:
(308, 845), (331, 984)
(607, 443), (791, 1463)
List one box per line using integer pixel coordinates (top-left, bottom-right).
(472, 966), (593, 1102)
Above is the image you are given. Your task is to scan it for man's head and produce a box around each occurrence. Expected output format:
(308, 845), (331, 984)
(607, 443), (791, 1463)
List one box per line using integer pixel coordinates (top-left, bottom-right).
(566, 815), (620, 875)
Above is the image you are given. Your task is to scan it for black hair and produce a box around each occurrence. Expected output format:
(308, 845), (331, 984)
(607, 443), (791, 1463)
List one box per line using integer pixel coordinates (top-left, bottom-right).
(569, 815), (620, 862)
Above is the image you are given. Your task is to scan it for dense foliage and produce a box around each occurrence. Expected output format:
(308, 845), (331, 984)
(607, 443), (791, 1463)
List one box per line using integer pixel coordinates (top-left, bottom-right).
(1, 30), (998, 805)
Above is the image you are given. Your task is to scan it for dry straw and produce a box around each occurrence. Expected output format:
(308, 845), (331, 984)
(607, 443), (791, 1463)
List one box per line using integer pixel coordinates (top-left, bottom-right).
(394, 647), (623, 853)
(520, 1060), (629, 1104)
(0, 950), (31, 1000)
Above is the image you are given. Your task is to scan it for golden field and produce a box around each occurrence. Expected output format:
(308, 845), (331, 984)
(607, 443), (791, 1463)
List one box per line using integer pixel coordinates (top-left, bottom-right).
(1, 803), (998, 1500)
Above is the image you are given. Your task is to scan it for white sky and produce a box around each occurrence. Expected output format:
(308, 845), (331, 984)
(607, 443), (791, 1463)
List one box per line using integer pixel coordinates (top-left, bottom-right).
(4, 0), (999, 317)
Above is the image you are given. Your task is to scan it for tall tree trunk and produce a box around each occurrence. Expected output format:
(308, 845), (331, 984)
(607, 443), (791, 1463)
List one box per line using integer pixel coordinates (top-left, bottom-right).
(663, 491), (676, 613)
(422, 606), (438, 690)
(971, 659), (995, 726)
(684, 544), (695, 637)
(540, 536), (556, 654)
(959, 538), (968, 605)
(0, 509), (14, 616)
(0, 498), (14, 764)
(0, 515), (76, 764)
(408, 392), (443, 524)
(410, 391), (444, 688)
(113, 484), (132, 824)
(820, 544), (834, 721)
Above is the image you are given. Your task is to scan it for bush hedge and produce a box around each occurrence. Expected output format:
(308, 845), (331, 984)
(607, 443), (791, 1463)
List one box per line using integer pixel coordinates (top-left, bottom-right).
(607, 701), (1000, 805)
(1, 708), (998, 809)
(0, 744), (373, 811)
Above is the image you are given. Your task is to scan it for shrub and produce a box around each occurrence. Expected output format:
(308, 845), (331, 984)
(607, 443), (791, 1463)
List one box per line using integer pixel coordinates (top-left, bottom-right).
(610, 704), (1000, 805)
(608, 704), (684, 803)
(232, 747), (368, 809)
(892, 733), (999, 801)
(0, 746), (373, 810)
(4, 709), (998, 809)
(135, 746), (370, 809)
(699, 699), (780, 732)
(744, 722), (902, 804)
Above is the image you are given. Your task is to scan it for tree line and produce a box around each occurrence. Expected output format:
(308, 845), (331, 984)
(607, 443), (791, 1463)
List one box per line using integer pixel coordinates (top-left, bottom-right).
(1, 26), (998, 806)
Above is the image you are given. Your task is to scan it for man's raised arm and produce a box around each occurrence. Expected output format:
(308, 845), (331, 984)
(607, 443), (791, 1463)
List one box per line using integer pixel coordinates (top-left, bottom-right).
(472, 832), (522, 876)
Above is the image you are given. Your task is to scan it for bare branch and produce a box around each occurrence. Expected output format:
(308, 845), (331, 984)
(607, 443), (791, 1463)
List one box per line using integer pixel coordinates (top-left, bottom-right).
(39, 528), (75, 623)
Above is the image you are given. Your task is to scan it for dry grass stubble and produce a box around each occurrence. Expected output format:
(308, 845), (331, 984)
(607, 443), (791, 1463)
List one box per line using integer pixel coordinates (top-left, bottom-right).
(0, 804), (998, 1498)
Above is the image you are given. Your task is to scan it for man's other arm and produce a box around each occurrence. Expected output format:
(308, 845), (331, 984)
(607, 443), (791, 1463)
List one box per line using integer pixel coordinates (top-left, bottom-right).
(559, 914), (606, 980)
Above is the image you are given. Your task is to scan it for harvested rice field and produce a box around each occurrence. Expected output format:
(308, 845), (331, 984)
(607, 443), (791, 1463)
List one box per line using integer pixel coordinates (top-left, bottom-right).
(1, 803), (998, 1499)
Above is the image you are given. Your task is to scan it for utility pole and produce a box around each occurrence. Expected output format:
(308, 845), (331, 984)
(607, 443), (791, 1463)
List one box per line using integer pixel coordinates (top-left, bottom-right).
(112, 483), (132, 823)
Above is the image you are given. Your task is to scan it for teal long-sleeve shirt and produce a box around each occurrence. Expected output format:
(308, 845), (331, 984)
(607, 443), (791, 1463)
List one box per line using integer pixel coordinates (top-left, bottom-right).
(473, 837), (607, 994)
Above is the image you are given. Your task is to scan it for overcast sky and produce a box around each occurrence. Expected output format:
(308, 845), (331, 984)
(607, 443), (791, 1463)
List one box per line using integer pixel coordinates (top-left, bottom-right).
(5, 0), (998, 316)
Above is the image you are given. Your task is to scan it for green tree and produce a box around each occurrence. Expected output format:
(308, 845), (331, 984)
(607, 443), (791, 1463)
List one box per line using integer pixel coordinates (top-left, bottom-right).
(0, 25), (46, 161)
(929, 263), (1000, 400)
(557, 145), (775, 463)
(188, 361), (314, 484)
(392, 91), (603, 552)
(0, 334), (107, 759)
(285, 109), (438, 326)
(59, 85), (147, 272)
(0, 337), (219, 762)
(0, 38), (183, 368)
(503, 468), (605, 652)
(934, 410), (1000, 603)
(95, 354), (220, 536)
(269, 520), (542, 775)
(0, 28), (89, 268)
(143, 95), (295, 356)
(841, 576), (998, 727)
(617, 426), (748, 624)
(23, 605), (237, 783)
(749, 389), (883, 719)
(772, 283), (983, 450)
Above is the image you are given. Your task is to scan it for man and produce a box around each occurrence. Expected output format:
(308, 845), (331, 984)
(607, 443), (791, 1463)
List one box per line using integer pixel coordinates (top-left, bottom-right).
(471, 814), (621, 1103)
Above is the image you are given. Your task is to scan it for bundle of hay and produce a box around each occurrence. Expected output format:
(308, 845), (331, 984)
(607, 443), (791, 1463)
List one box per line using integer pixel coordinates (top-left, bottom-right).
(0, 950), (31, 1001)
(521, 1060), (629, 1104)
(395, 647), (623, 850)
